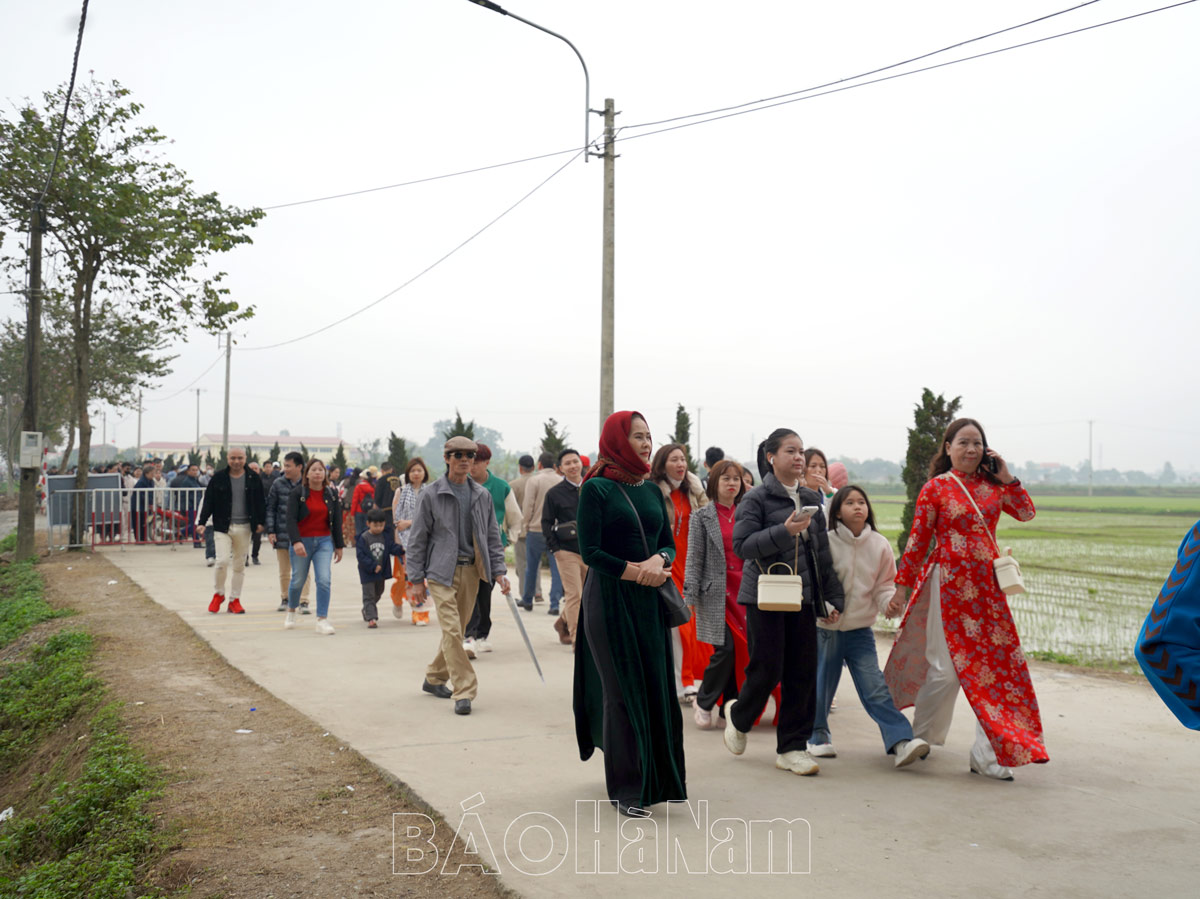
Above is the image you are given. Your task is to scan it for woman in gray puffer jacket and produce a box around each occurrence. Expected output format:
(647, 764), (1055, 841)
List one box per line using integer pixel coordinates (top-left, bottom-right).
(723, 428), (844, 778)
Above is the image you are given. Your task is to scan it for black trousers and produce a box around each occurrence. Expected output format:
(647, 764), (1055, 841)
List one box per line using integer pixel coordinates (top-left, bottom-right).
(465, 580), (492, 640)
(583, 579), (642, 804)
(730, 604), (817, 754)
(251, 529), (262, 560)
(695, 623), (739, 714)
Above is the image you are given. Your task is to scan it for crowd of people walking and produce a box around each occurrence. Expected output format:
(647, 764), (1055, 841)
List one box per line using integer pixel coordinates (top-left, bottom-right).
(134, 408), (1046, 811)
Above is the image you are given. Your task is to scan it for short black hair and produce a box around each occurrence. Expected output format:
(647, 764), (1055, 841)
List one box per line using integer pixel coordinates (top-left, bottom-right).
(381, 462), (394, 472)
(557, 448), (581, 466)
(538, 451), (555, 469)
(704, 446), (725, 467)
(284, 451), (304, 467)
(519, 454), (535, 470)
(366, 508), (390, 524)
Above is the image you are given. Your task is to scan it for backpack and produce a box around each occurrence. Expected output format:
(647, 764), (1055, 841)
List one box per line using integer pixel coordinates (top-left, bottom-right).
(359, 489), (375, 514)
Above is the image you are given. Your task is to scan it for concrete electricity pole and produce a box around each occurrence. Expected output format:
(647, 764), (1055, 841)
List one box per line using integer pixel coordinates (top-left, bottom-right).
(598, 99), (616, 432)
(194, 388), (205, 456)
(17, 204), (45, 560)
(221, 332), (232, 458)
(135, 388), (143, 460)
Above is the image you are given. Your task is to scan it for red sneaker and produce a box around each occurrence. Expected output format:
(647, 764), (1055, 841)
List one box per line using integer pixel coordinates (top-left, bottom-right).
(227, 598), (246, 614)
(208, 593), (225, 613)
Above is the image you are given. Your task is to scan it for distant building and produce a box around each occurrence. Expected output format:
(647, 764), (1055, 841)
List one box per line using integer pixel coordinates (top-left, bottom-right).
(141, 434), (353, 464)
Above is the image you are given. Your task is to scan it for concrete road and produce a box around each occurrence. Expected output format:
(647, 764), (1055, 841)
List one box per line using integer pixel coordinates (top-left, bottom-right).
(100, 544), (1199, 898)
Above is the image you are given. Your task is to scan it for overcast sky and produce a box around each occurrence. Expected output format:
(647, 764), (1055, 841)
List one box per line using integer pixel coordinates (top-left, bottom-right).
(2, 0), (1198, 472)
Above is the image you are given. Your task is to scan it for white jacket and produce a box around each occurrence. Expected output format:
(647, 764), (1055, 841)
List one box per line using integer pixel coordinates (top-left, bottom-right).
(821, 523), (897, 632)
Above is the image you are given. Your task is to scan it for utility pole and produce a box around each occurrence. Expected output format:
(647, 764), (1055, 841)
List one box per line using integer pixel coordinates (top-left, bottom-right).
(194, 388), (205, 456)
(598, 98), (617, 432)
(221, 332), (232, 457)
(1088, 419), (1094, 497)
(135, 389), (143, 460)
(696, 406), (702, 468)
(17, 204), (44, 560)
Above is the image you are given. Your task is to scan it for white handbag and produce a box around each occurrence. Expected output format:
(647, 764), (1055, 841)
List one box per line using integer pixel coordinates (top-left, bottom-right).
(756, 532), (805, 611)
(948, 473), (1026, 596)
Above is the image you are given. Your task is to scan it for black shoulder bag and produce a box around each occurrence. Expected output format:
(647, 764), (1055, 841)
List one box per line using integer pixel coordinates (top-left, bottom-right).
(615, 483), (691, 628)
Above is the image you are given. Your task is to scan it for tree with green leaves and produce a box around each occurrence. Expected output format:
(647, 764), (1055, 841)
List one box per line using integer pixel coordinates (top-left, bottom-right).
(163, 454), (176, 472)
(204, 450), (215, 469)
(0, 77), (262, 505)
(540, 417), (568, 458)
(268, 441), (281, 463)
(669, 403), (697, 472)
(299, 442), (309, 463)
(898, 388), (963, 554)
(217, 447), (228, 470)
(442, 409), (476, 440)
(386, 432), (410, 473)
(245, 445), (260, 464)
(188, 450), (201, 467)
(331, 442), (348, 474)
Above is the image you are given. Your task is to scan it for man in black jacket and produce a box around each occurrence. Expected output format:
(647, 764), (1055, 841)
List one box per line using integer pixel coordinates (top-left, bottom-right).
(265, 452), (311, 613)
(196, 448), (266, 614)
(543, 448), (588, 645)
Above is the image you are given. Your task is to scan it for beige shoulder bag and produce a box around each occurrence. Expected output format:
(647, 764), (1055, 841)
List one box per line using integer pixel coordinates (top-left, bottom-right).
(947, 473), (1026, 595)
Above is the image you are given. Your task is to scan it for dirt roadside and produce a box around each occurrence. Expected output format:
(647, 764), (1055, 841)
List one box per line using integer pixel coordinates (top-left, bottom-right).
(33, 549), (511, 899)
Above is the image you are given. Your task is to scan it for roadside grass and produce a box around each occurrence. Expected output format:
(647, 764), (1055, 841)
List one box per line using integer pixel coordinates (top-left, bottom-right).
(0, 557), (174, 898)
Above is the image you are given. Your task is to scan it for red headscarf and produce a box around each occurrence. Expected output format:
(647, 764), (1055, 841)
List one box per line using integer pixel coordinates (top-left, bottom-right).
(583, 410), (652, 484)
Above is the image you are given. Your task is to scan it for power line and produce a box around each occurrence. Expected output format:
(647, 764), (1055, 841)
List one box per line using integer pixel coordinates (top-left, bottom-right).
(35, 0), (90, 206)
(260, 143), (587, 211)
(142, 353), (224, 403)
(619, 0), (1106, 133)
(240, 150), (585, 351)
(612, 0), (1198, 146)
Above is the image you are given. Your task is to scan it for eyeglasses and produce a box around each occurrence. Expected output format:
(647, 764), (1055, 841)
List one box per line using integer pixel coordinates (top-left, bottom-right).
(447, 451), (477, 460)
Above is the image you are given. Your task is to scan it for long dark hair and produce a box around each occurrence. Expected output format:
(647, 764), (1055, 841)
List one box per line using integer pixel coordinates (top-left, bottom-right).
(651, 443), (689, 486)
(828, 485), (877, 533)
(929, 417), (1000, 484)
(756, 428), (799, 478)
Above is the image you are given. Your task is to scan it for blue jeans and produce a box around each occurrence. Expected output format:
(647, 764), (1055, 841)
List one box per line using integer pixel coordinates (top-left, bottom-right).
(205, 526), (215, 558)
(289, 536), (334, 617)
(813, 626), (913, 753)
(523, 531), (563, 607)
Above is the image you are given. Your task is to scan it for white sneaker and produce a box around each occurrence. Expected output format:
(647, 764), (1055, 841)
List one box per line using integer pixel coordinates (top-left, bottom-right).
(391, 604), (404, 619)
(315, 619), (335, 635)
(723, 699), (747, 755)
(205, 558), (215, 567)
(284, 611), (296, 629)
(807, 742), (837, 758)
(462, 638), (476, 659)
(693, 704), (714, 729)
(776, 750), (820, 776)
(683, 684), (699, 705)
(475, 639), (492, 653)
(894, 738), (931, 769)
(969, 755), (1014, 781)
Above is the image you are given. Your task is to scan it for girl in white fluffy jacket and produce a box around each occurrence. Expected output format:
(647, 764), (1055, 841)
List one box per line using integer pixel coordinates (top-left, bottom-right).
(808, 486), (930, 768)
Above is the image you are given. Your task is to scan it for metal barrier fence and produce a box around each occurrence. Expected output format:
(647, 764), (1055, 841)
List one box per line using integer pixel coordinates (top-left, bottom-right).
(47, 487), (207, 550)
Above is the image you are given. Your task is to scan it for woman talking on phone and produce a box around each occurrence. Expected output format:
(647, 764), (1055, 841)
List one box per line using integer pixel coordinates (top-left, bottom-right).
(883, 418), (1047, 780)
(724, 428), (844, 776)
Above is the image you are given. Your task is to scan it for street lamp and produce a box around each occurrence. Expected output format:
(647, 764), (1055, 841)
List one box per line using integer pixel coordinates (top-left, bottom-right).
(465, 0), (592, 159)
(464, 1), (616, 433)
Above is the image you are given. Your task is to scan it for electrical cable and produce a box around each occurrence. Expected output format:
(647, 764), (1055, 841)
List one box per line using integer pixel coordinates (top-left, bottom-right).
(34, 0), (90, 206)
(260, 142), (589, 211)
(619, 0), (1107, 133)
(239, 149), (585, 351)
(142, 353), (224, 403)
(612, 0), (1198, 146)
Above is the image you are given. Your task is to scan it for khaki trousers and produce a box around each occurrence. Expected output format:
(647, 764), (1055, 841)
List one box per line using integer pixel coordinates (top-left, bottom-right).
(213, 524), (251, 599)
(555, 550), (588, 641)
(276, 547), (311, 603)
(425, 566), (479, 701)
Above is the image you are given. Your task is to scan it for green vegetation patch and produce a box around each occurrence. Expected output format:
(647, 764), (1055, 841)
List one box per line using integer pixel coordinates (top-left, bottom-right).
(0, 630), (101, 769)
(0, 704), (167, 899)
(0, 557), (74, 648)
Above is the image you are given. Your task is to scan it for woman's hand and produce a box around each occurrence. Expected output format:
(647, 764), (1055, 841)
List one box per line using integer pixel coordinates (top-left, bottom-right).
(633, 554), (672, 588)
(807, 473), (830, 495)
(886, 588), (909, 618)
(783, 510), (812, 536)
(987, 449), (1016, 485)
(397, 519), (412, 532)
(293, 542), (307, 558)
(333, 547), (343, 563)
(819, 609), (841, 626)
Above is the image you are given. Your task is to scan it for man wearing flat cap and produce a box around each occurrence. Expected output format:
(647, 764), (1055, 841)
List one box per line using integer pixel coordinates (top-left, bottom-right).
(407, 435), (510, 715)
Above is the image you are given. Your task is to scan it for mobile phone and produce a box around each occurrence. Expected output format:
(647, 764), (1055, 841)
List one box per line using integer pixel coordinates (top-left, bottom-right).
(981, 448), (999, 475)
(793, 505), (820, 521)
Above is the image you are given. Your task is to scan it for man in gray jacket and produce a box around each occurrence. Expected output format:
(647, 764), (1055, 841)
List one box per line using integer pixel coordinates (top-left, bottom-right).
(408, 436), (510, 715)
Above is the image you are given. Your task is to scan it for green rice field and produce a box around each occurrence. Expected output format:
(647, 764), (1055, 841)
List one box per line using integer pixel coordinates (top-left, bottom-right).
(867, 490), (1200, 670)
